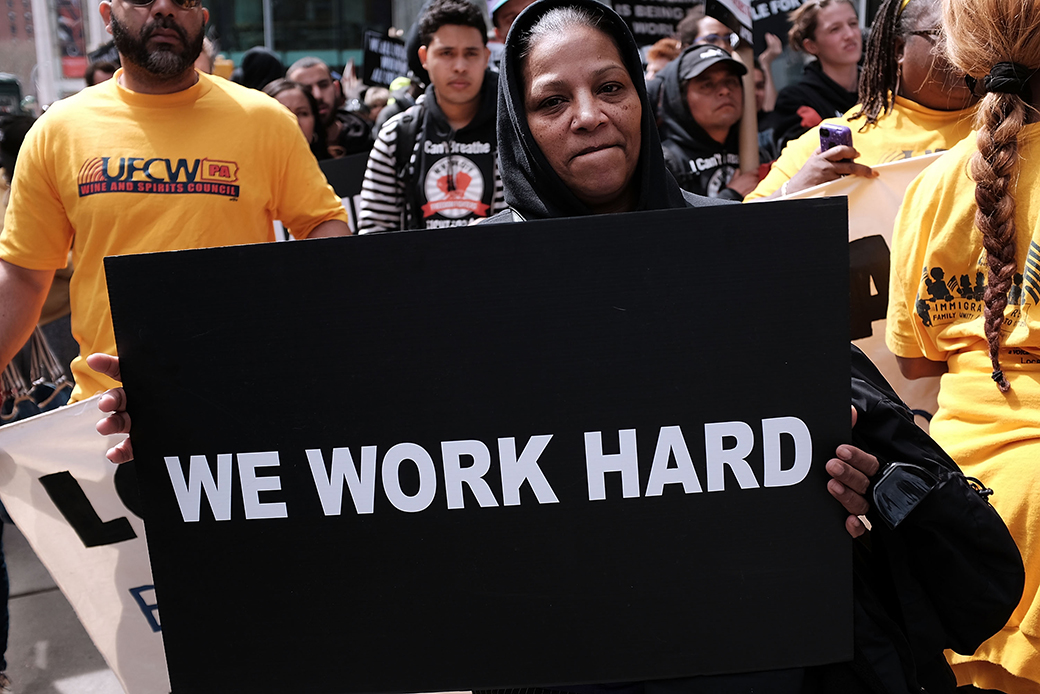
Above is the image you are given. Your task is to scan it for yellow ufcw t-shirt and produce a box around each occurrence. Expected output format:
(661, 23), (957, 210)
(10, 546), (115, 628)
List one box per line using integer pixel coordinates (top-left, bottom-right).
(887, 126), (1040, 694)
(746, 96), (976, 200)
(0, 71), (349, 400)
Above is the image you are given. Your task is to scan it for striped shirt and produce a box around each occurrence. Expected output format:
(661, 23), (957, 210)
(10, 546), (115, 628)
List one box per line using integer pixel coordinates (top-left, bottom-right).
(357, 101), (506, 233)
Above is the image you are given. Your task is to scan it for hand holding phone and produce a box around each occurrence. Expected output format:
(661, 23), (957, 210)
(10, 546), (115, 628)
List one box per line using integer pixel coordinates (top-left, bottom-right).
(776, 123), (875, 198)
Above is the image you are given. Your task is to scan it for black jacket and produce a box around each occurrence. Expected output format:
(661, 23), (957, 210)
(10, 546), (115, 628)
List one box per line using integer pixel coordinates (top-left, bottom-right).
(772, 60), (858, 152)
(492, 0), (728, 221)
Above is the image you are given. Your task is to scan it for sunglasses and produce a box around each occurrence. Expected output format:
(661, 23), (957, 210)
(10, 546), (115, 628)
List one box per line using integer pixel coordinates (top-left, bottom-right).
(907, 27), (941, 43)
(123, 0), (203, 8)
(700, 32), (741, 49)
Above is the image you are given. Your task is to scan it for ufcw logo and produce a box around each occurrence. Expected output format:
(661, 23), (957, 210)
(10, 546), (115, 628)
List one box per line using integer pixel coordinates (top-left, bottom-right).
(77, 157), (241, 198)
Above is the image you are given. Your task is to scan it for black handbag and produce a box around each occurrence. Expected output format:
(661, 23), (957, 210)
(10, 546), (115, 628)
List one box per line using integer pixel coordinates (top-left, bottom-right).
(849, 344), (1025, 658)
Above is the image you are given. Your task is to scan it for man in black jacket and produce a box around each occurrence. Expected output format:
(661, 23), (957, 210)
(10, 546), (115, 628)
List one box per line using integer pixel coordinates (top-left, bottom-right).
(657, 45), (766, 201)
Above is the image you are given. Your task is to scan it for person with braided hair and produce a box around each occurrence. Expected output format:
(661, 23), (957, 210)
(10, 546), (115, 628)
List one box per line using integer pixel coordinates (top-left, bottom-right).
(886, 0), (1040, 690)
(746, 0), (977, 201)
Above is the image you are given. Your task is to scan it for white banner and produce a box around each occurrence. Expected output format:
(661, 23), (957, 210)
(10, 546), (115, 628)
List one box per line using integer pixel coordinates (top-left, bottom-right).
(784, 153), (945, 429)
(0, 397), (169, 694)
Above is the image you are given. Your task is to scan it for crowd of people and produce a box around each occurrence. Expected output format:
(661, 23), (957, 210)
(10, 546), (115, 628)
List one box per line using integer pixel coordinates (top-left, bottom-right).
(0, 0), (1039, 692)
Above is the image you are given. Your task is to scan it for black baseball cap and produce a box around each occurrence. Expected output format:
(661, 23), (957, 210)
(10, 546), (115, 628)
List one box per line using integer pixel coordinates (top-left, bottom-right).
(678, 45), (747, 81)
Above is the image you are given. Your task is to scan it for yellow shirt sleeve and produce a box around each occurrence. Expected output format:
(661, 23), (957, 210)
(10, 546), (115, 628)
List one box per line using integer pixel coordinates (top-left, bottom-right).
(266, 109), (350, 239)
(745, 124), (821, 201)
(885, 170), (932, 360)
(0, 118), (76, 270)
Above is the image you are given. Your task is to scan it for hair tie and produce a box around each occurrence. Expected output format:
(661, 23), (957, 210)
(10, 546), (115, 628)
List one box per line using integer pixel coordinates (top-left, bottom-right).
(897, 0), (912, 17)
(982, 62), (1034, 97)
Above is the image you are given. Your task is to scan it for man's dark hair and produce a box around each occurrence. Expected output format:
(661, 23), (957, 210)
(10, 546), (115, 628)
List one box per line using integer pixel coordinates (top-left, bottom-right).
(419, 0), (488, 47)
(675, 2), (706, 47)
(84, 60), (119, 87)
(287, 56), (331, 79)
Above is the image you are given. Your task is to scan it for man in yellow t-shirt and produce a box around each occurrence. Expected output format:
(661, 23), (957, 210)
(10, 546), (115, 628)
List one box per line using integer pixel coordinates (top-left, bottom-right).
(0, 0), (350, 404)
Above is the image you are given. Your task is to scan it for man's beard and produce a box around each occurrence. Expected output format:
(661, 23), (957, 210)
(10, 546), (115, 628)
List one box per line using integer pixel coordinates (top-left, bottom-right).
(111, 13), (204, 78)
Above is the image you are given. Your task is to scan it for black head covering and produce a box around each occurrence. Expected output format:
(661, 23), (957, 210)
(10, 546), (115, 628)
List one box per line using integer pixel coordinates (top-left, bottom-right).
(232, 47), (286, 91)
(496, 0), (691, 219)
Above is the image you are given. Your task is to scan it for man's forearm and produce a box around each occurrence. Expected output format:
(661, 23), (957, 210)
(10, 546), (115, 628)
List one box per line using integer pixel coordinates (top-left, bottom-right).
(0, 258), (55, 372)
(308, 219), (352, 238)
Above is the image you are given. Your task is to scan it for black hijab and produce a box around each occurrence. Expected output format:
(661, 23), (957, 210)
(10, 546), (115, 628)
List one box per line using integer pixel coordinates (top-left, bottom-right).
(496, 0), (692, 219)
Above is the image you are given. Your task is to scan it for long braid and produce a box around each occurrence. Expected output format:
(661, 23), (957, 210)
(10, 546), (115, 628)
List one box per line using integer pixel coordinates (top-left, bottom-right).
(971, 91), (1025, 392)
(944, 0), (1040, 392)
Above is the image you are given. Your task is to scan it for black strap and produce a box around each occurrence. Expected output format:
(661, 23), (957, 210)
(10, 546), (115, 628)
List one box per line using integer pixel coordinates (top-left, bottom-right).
(393, 105), (424, 230)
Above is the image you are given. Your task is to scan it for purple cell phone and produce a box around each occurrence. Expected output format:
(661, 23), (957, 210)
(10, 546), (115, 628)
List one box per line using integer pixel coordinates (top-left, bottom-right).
(820, 123), (853, 152)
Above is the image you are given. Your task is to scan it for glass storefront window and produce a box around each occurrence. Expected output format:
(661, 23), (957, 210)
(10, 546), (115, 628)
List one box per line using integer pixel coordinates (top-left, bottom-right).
(207, 0), (391, 75)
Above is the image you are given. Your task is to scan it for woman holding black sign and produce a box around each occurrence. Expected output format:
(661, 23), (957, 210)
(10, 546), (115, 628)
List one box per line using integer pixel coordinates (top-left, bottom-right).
(89, 1), (1022, 689)
(474, 3), (1021, 694)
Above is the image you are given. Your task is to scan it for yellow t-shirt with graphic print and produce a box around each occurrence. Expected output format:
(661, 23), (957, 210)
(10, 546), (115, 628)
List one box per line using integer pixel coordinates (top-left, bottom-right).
(887, 125), (1040, 694)
(746, 96), (976, 200)
(0, 71), (349, 401)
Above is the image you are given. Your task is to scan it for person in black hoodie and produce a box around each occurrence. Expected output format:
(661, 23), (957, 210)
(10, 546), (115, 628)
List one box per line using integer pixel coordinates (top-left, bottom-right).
(476, 5), (1022, 694)
(657, 44), (766, 200)
(358, 0), (506, 232)
(771, 0), (862, 152)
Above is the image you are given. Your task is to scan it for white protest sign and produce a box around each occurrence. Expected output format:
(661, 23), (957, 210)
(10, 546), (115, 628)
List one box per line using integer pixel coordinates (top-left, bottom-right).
(708, 0), (754, 43)
(0, 397), (170, 694)
(783, 153), (945, 428)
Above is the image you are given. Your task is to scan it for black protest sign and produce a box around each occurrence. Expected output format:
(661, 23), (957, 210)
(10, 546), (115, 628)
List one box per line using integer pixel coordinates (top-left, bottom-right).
(614, 0), (698, 47)
(106, 199), (852, 694)
(319, 152), (369, 233)
(363, 30), (408, 87)
(751, 0), (804, 54)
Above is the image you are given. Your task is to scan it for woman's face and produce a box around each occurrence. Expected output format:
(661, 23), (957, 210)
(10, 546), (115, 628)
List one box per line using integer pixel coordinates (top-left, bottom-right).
(522, 24), (642, 213)
(803, 2), (862, 68)
(897, 3), (976, 111)
(275, 88), (317, 144)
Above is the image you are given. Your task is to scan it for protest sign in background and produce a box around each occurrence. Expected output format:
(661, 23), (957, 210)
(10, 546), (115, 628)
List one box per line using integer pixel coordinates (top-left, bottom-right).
(784, 153), (944, 428)
(750, 0), (804, 54)
(362, 30), (408, 88)
(614, 0), (699, 46)
(320, 152), (370, 234)
(0, 398), (170, 694)
(107, 200), (853, 694)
